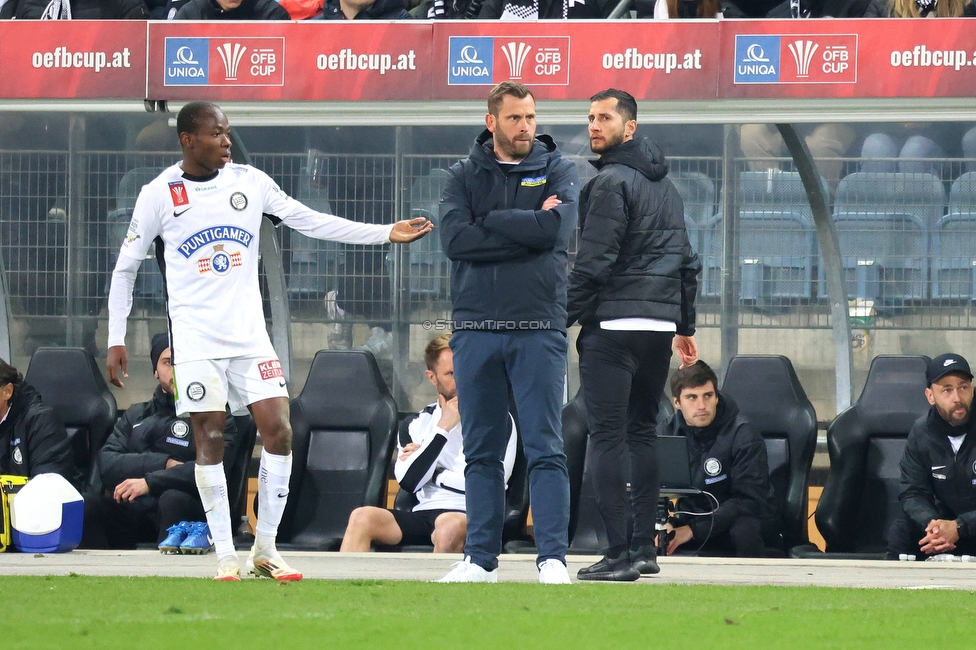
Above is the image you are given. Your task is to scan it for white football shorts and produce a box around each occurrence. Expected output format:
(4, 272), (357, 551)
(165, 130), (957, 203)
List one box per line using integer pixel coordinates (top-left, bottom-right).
(173, 353), (289, 417)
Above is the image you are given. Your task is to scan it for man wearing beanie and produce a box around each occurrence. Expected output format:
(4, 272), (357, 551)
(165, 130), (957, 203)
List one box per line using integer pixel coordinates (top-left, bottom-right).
(887, 353), (976, 560)
(81, 333), (238, 550)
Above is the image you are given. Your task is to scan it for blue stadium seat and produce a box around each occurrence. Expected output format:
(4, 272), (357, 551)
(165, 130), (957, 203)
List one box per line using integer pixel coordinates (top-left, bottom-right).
(107, 167), (164, 303)
(406, 168), (450, 298)
(702, 171), (818, 304)
(933, 173), (976, 300)
(823, 172), (942, 303)
(287, 150), (343, 306)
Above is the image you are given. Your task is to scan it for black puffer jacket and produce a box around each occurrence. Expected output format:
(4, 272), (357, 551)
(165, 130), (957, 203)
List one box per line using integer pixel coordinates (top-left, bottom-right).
(319, 0), (410, 18)
(664, 392), (773, 541)
(0, 0), (148, 18)
(176, 0), (289, 19)
(567, 137), (700, 333)
(0, 382), (77, 487)
(96, 386), (237, 500)
(440, 129), (579, 333)
(899, 408), (976, 538)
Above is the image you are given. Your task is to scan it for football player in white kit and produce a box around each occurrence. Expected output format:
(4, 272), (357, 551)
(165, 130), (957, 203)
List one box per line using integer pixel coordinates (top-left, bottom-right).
(106, 101), (432, 581)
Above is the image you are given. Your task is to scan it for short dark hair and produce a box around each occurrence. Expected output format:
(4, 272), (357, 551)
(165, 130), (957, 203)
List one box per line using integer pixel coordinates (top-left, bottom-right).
(670, 360), (718, 400)
(487, 81), (534, 116)
(0, 358), (23, 387)
(424, 333), (452, 372)
(177, 101), (221, 138)
(589, 88), (638, 123)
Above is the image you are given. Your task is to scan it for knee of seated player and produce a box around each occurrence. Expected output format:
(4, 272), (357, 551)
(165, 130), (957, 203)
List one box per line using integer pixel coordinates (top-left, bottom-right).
(346, 506), (389, 537)
(432, 513), (467, 552)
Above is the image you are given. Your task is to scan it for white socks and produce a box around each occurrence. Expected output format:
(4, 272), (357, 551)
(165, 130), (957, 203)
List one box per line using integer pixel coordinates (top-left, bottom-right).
(195, 463), (236, 561)
(256, 449), (293, 549)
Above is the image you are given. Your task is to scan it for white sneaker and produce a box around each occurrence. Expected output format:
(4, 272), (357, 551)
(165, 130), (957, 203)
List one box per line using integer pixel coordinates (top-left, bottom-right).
(436, 557), (498, 583)
(245, 544), (303, 581)
(538, 559), (572, 584)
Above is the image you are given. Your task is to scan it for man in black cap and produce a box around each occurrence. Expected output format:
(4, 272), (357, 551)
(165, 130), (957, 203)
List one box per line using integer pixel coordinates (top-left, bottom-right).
(81, 334), (238, 550)
(886, 352), (976, 560)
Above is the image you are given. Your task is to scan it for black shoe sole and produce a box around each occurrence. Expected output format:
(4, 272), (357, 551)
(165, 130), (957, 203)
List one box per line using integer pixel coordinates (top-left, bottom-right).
(633, 560), (660, 575)
(577, 568), (641, 582)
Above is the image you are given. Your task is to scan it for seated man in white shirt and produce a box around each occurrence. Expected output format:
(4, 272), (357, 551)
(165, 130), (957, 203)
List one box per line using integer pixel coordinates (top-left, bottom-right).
(340, 333), (517, 552)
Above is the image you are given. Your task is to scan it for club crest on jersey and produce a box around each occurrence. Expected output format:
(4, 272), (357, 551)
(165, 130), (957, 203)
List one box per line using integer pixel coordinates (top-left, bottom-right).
(230, 192), (248, 211)
(178, 225), (254, 259)
(169, 181), (190, 206)
(198, 244), (243, 276)
(171, 420), (190, 438)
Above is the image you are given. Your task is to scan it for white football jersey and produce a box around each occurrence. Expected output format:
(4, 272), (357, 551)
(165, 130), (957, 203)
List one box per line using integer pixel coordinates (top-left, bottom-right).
(113, 163), (392, 363)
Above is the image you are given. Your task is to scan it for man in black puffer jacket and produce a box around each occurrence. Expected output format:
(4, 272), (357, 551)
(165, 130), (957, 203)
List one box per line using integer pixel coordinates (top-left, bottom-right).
(661, 361), (775, 558)
(81, 334), (238, 549)
(570, 88), (700, 582)
(174, 0), (288, 20)
(0, 359), (77, 486)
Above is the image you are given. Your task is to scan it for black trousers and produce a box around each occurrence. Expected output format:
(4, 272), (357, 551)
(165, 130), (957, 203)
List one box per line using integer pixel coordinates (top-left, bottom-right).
(80, 489), (204, 549)
(885, 511), (976, 560)
(578, 327), (674, 552)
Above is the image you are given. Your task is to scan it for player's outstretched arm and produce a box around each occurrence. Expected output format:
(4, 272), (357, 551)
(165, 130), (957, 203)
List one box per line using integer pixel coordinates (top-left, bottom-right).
(106, 251), (142, 388)
(389, 216), (433, 244)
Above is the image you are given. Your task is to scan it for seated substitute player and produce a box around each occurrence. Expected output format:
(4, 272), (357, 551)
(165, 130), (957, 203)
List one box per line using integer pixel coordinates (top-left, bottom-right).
(81, 333), (238, 551)
(886, 353), (976, 560)
(105, 101), (432, 582)
(340, 334), (517, 552)
(659, 361), (775, 558)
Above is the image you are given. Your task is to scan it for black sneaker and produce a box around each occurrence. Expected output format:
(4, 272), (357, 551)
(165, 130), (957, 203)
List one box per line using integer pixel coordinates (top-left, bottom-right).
(577, 554), (640, 582)
(631, 544), (661, 575)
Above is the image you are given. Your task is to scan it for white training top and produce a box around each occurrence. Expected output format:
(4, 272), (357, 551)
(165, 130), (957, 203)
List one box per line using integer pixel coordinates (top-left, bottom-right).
(394, 403), (518, 513)
(108, 162), (393, 362)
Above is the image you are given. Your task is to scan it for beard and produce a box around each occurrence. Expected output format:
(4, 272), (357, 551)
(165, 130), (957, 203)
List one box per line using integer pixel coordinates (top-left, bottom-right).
(590, 128), (626, 154)
(936, 402), (971, 427)
(495, 129), (533, 160)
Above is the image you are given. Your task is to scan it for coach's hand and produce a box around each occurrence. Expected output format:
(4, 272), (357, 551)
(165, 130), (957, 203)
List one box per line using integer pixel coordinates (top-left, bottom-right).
(389, 217), (434, 243)
(673, 335), (698, 369)
(107, 345), (128, 388)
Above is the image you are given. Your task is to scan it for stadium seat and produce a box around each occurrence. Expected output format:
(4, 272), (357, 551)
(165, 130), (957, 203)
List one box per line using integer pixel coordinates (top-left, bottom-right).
(406, 169), (450, 298)
(822, 172), (944, 304)
(720, 355), (818, 555)
(107, 167), (165, 304)
(807, 355), (929, 558)
(277, 349), (398, 550)
(932, 173), (976, 300)
(702, 171), (818, 304)
(566, 389), (675, 555)
(23, 347), (117, 491)
(286, 150), (343, 306)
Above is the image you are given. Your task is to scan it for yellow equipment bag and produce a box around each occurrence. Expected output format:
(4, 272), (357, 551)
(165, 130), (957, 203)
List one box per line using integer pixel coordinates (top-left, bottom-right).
(0, 475), (29, 552)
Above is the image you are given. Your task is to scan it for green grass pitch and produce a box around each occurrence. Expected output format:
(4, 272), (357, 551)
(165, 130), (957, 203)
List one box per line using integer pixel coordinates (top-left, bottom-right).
(2, 576), (973, 649)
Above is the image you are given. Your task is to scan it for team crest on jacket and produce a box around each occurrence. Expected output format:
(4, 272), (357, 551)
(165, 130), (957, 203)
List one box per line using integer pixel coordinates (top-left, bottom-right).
(229, 192), (248, 211)
(12, 447), (23, 465)
(704, 457), (722, 476)
(198, 244), (243, 276)
(171, 420), (190, 439)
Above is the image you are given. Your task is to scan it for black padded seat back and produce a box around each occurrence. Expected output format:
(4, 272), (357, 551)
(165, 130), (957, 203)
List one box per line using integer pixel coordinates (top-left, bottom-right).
(722, 355), (817, 550)
(24, 347), (117, 485)
(280, 350), (397, 550)
(227, 415), (257, 530)
(816, 355), (929, 553)
(562, 389), (589, 548)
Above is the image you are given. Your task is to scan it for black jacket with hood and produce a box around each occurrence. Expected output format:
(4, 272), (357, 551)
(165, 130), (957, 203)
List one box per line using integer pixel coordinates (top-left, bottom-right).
(0, 382), (77, 487)
(439, 129), (579, 333)
(95, 386), (237, 504)
(567, 137), (700, 332)
(664, 392), (773, 541)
